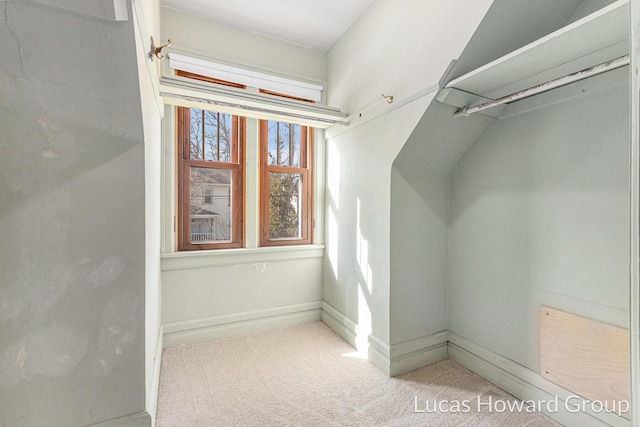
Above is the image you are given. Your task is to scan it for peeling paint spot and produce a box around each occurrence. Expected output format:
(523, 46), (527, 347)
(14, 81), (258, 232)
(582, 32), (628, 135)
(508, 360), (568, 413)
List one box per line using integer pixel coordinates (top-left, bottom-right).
(56, 354), (70, 363)
(42, 149), (59, 159)
(0, 324), (87, 386)
(92, 290), (138, 376)
(15, 345), (27, 368)
(87, 256), (126, 288)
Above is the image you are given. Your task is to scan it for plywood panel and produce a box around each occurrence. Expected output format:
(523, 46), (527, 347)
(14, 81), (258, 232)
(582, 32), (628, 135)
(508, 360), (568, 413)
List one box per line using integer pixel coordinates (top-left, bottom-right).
(540, 306), (629, 418)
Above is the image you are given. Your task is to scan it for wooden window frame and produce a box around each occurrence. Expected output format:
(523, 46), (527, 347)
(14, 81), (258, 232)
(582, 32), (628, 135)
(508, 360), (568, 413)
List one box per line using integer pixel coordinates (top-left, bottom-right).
(259, 120), (314, 247)
(177, 106), (245, 251)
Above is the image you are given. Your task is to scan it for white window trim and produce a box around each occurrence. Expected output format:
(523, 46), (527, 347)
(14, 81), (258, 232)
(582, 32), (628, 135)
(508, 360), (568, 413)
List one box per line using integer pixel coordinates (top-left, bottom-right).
(159, 50), (348, 128)
(161, 245), (325, 271)
(168, 52), (323, 102)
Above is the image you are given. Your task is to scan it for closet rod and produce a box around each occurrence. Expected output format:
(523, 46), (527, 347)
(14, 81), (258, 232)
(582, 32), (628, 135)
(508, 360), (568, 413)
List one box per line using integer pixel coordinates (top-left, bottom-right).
(453, 54), (629, 118)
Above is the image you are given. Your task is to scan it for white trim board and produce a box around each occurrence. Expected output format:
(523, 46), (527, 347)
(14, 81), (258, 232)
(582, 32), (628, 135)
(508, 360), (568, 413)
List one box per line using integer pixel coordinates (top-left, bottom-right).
(161, 245), (324, 271)
(148, 327), (163, 427)
(445, 0), (629, 100)
(163, 302), (322, 348)
(321, 302), (447, 376)
(168, 52), (323, 102)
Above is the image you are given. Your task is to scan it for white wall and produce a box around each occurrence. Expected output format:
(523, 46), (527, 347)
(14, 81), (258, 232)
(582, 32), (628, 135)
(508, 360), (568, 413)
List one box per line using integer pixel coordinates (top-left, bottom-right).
(133, 0), (164, 422)
(326, 0), (493, 114)
(448, 79), (630, 371)
(162, 252), (323, 347)
(324, 98), (434, 347)
(161, 7), (326, 84)
(630, 1), (640, 422)
(323, 0), (492, 352)
(0, 1), (149, 426)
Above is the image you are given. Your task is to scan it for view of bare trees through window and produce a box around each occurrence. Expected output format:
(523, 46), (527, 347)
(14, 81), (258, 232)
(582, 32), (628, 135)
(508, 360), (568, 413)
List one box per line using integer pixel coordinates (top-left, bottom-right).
(189, 109), (234, 243)
(267, 121), (303, 239)
(189, 109), (232, 162)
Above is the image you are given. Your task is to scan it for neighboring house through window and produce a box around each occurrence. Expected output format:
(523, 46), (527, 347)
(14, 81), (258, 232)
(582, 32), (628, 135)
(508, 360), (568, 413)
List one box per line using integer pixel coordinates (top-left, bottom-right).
(177, 107), (244, 250)
(176, 107), (314, 250)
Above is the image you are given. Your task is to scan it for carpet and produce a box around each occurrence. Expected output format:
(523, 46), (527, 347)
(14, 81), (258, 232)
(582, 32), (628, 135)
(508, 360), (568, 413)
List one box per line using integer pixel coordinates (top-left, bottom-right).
(156, 321), (561, 426)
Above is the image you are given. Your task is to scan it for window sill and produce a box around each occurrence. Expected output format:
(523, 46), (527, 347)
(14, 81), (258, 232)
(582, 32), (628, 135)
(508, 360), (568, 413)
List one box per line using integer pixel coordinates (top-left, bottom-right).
(160, 244), (325, 271)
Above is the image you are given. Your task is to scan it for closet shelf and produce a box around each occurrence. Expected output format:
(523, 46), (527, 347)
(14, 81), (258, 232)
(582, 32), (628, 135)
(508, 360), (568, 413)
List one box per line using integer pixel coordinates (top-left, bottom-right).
(439, 0), (628, 111)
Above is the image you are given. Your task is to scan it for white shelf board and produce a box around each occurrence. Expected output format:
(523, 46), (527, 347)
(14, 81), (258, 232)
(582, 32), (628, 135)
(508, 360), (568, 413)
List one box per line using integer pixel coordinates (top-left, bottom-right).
(445, 0), (629, 100)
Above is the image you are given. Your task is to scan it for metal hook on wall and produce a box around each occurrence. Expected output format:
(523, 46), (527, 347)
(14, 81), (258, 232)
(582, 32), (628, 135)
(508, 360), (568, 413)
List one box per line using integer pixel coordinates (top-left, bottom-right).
(150, 36), (172, 61)
(382, 93), (394, 104)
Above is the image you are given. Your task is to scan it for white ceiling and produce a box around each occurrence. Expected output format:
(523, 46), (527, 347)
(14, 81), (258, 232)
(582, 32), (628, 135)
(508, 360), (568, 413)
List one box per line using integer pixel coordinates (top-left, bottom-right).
(161, 0), (373, 52)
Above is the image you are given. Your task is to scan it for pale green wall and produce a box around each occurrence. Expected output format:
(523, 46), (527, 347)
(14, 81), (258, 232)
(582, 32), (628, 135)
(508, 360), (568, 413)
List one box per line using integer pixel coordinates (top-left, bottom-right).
(390, 101), (491, 345)
(448, 80), (629, 371)
(0, 1), (149, 426)
(324, 0), (493, 347)
(158, 7), (329, 345)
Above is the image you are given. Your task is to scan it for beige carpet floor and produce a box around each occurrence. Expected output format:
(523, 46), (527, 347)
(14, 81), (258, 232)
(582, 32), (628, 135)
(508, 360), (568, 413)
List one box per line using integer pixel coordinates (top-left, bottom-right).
(156, 321), (561, 426)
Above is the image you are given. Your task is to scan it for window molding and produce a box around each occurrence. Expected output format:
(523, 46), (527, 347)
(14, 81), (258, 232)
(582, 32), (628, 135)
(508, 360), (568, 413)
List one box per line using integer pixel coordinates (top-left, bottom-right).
(159, 50), (348, 128)
(161, 245), (325, 271)
(168, 52), (323, 102)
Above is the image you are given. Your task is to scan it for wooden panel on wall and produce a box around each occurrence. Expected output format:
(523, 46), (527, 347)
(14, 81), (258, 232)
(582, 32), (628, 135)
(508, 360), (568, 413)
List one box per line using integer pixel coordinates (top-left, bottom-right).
(540, 306), (630, 419)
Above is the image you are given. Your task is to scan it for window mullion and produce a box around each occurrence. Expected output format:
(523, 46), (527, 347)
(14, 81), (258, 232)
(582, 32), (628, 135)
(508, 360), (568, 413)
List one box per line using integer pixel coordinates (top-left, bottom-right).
(201, 110), (205, 160)
(216, 112), (220, 162)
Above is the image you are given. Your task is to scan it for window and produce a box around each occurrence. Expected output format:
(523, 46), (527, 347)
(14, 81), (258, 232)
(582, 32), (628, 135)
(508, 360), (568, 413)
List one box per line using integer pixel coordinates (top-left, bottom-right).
(259, 120), (313, 246)
(177, 107), (244, 250)
(175, 107), (315, 251)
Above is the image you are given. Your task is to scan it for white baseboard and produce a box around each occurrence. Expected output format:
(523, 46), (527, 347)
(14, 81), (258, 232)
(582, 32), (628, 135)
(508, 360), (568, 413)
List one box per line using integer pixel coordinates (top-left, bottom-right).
(321, 302), (447, 376)
(321, 303), (630, 426)
(163, 302), (322, 348)
(160, 300), (631, 427)
(148, 326), (163, 427)
(448, 332), (630, 427)
(321, 301), (358, 349)
(389, 332), (449, 377)
(86, 411), (152, 427)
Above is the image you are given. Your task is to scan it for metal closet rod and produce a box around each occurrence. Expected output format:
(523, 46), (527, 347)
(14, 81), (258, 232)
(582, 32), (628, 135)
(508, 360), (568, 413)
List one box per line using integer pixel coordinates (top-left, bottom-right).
(453, 54), (630, 118)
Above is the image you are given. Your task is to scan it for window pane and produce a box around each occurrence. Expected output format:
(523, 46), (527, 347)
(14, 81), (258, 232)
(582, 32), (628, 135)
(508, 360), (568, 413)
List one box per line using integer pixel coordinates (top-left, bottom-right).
(268, 172), (302, 239)
(203, 110), (218, 162)
(291, 124), (300, 167)
(218, 113), (232, 162)
(190, 167), (232, 243)
(189, 108), (203, 160)
(267, 121), (301, 167)
(202, 111), (233, 162)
